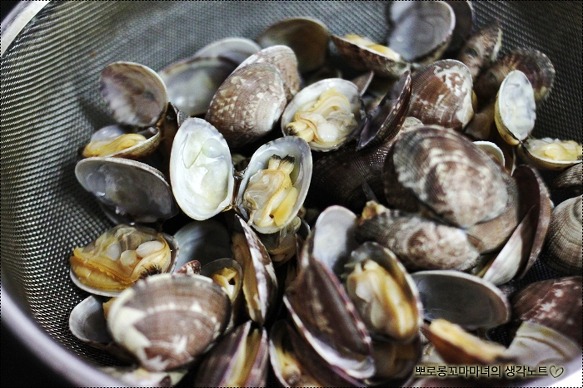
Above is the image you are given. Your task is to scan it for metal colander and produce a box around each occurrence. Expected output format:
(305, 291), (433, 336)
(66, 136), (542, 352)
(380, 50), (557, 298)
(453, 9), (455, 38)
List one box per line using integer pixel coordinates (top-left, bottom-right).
(1, 1), (581, 386)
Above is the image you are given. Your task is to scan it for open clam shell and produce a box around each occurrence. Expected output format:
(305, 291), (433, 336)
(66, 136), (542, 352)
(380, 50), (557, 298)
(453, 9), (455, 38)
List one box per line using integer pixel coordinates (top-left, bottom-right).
(169, 117), (234, 221)
(99, 61), (168, 127)
(256, 17), (330, 74)
(236, 136), (312, 235)
(411, 270), (510, 329)
(193, 321), (269, 387)
(172, 219), (231, 270)
(107, 273), (231, 372)
(408, 60), (474, 131)
(82, 124), (161, 159)
(75, 156), (178, 224)
(519, 137), (582, 171)
(281, 78), (362, 152)
(69, 224), (178, 297)
(387, 1), (455, 64)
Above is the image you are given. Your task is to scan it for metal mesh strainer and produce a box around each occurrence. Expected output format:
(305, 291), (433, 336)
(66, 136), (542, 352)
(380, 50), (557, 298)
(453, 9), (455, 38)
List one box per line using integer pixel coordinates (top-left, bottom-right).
(1, 1), (581, 386)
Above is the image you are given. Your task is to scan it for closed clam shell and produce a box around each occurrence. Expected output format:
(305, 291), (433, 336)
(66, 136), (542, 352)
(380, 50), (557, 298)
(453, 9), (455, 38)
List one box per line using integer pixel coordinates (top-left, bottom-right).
(169, 118), (234, 221)
(331, 34), (410, 78)
(443, 0), (475, 53)
(193, 321), (268, 387)
(391, 126), (508, 228)
(553, 162), (582, 194)
(457, 23), (502, 81)
(235, 45), (301, 101)
(511, 276), (582, 345)
(99, 61), (168, 127)
(107, 273), (231, 371)
(408, 60), (474, 131)
(387, 1), (455, 63)
(257, 17), (330, 74)
(75, 157), (178, 224)
(205, 62), (286, 148)
(192, 37), (260, 65)
(284, 252), (375, 379)
(356, 203), (479, 271)
(411, 270), (510, 329)
(475, 48), (556, 104)
(542, 196), (582, 275)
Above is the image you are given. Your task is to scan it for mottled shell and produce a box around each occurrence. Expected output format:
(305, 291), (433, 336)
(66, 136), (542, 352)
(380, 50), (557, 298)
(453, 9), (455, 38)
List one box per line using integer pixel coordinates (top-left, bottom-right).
(387, 1), (455, 63)
(159, 56), (237, 117)
(331, 34), (410, 78)
(75, 157), (178, 224)
(193, 321), (268, 387)
(169, 118), (234, 221)
(408, 60), (474, 131)
(411, 270), (510, 329)
(542, 196), (582, 275)
(99, 62), (168, 127)
(192, 37), (260, 65)
(256, 17), (330, 74)
(475, 48), (556, 104)
(356, 203), (479, 271)
(391, 126), (508, 227)
(553, 163), (582, 194)
(107, 274), (231, 371)
(511, 276), (582, 345)
(457, 23), (502, 81)
(205, 62), (287, 149)
(284, 252), (375, 379)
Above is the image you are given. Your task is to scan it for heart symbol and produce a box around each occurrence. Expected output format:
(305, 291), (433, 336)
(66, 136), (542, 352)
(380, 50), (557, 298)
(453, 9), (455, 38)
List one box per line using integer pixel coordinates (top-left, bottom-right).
(549, 365), (564, 378)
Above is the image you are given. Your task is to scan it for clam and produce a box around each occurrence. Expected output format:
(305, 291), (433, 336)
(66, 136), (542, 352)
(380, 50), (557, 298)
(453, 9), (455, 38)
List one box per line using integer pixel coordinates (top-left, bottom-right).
(390, 126), (508, 228)
(494, 70), (537, 146)
(356, 202), (480, 271)
(411, 270), (510, 329)
(510, 276), (582, 345)
(193, 321), (268, 387)
(386, 1), (455, 64)
(281, 78), (362, 152)
(236, 136), (312, 234)
(443, 0), (475, 53)
(519, 137), (582, 170)
(99, 61), (168, 127)
(421, 319), (510, 365)
(368, 337), (421, 385)
(544, 197), (583, 277)
(172, 219), (231, 270)
(231, 214), (278, 326)
(553, 162), (582, 195)
(107, 273), (231, 371)
(256, 17), (330, 74)
(191, 36), (260, 65)
(456, 23), (502, 81)
(464, 101), (496, 141)
(285, 248), (375, 379)
(99, 366), (187, 387)
(408, 60), (474, 131)
(169, 118), (234, 221)
(357, 70), (411, 150)
(331, 34), (410, 78)
(472, 140), (506, 168)
(69, 224), (177, 297)
(205, 62), (287, 148)
(235, 45), (301, 101)
(475, 48), (556, 104)
(81, 124), (161, 159)
(343, 242), (423, 342)
(75, 157), (178, 224)
(158, 56), (238, 117)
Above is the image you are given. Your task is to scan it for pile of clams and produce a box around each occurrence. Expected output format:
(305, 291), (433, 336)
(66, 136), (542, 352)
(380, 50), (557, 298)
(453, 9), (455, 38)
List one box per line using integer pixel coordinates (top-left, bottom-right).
(69, 1), (581, 386)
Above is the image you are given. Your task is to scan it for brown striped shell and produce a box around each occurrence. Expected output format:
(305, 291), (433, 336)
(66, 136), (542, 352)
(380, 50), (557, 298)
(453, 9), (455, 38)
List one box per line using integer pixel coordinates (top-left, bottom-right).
(457, 23), (502, 81)
(408, 60), (474, 131)
(390, 126), (508, 228)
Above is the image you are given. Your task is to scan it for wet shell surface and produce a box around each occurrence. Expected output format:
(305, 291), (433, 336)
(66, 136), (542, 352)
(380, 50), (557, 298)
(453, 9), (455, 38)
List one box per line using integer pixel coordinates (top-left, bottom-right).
(408, 60), (474, 131)
(457, 23), (502, 81)
(542, 197), (582, 275)
(192, 37), (260, 65)
(81, 124), (161, 159)
(411, 270), (510, 329)
(169, 118), (234, 221)
(107, 273), (231, 371)
(75, 157), (177, 224)
(519, 137), (582, 171)
(391, 126), (508, 228)
(205, 62), (287, 148)
(99, 61), (168, 127)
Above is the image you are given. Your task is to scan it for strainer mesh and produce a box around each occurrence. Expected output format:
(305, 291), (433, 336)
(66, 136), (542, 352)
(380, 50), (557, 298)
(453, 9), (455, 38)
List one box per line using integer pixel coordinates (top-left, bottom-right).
(1, 0), (581, 370)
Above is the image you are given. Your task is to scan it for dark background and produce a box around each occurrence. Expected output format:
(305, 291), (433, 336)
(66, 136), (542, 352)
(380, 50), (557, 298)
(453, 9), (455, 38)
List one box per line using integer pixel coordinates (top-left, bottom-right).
(2, 2), (72, 387)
